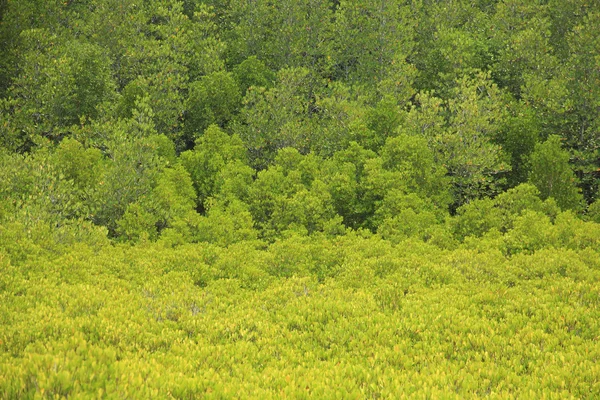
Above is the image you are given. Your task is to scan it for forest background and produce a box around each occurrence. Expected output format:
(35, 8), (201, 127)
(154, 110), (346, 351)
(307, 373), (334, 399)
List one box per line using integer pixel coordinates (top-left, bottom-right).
(1, 0), (600, 397)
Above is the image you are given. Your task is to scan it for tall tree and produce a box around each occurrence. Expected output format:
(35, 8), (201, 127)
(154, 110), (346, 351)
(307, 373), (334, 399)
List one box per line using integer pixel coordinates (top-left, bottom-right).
(184, 71), (242, 141)
(3, 31), (115, 148)
(560, 11), (600, 200)
(332, 0), (415, 91)
(401, 72), (510, 207)
(233, 67), (318, 169)
(528, 135), (584, 211)
(489, 0), (553, 99)
(410, 0), (492, 95)
(225, 0), (333, 74)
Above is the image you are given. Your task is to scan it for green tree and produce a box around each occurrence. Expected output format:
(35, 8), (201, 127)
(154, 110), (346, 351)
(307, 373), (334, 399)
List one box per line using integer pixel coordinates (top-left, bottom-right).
(309, 81), (369, 156)
(376, 134), (450, 209)
(489, 1), (554, 99)
(559, 11), (600, 199)
(180, 125), (252, 211)
(528, 135), (584, 211)
(233, 67), (317, 169)
(375, 193), (441, 243)
(116, 163), (198, 243)
(80, 0), (225, 148)
(52, 137), (105, 219)
(4, 32), (115, 146)
(89, 121), (167, 236)
(247, 148), (339, 240)
(232, 56), (276, 96)
(0, 0), (80, 96)
(184, 72), (242, 140)
(401, 73), (510, 207)
(587, 200), (600, 223)
(443, 72), (510, 205)
(364, 134), (451, 230)
(331, 0), (415, 88)
(225, 0), (333, 74)
(503, 209), (558, 255)
(493, 103), (541, 187)
(411, 0), (492, 95)
(361, 96), (406, 152)
(191, 198), (257, 246)
(451, 183), (560, 240)
(320, 142), (378, 230)
(546, 0), (595, 59)
(494, 183), (559, 230)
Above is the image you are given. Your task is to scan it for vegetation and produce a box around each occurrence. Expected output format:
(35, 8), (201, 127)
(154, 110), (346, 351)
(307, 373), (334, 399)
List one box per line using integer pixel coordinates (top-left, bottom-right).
(1, 0), (599, 397)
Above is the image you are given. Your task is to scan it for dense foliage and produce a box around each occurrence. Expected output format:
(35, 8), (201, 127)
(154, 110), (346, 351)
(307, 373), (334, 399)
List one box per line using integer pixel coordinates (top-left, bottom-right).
(1, 0), (599, 397)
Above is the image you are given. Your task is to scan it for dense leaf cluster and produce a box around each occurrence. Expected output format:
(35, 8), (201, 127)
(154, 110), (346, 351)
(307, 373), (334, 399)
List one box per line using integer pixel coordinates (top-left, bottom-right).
(1, 0), (600, 397)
